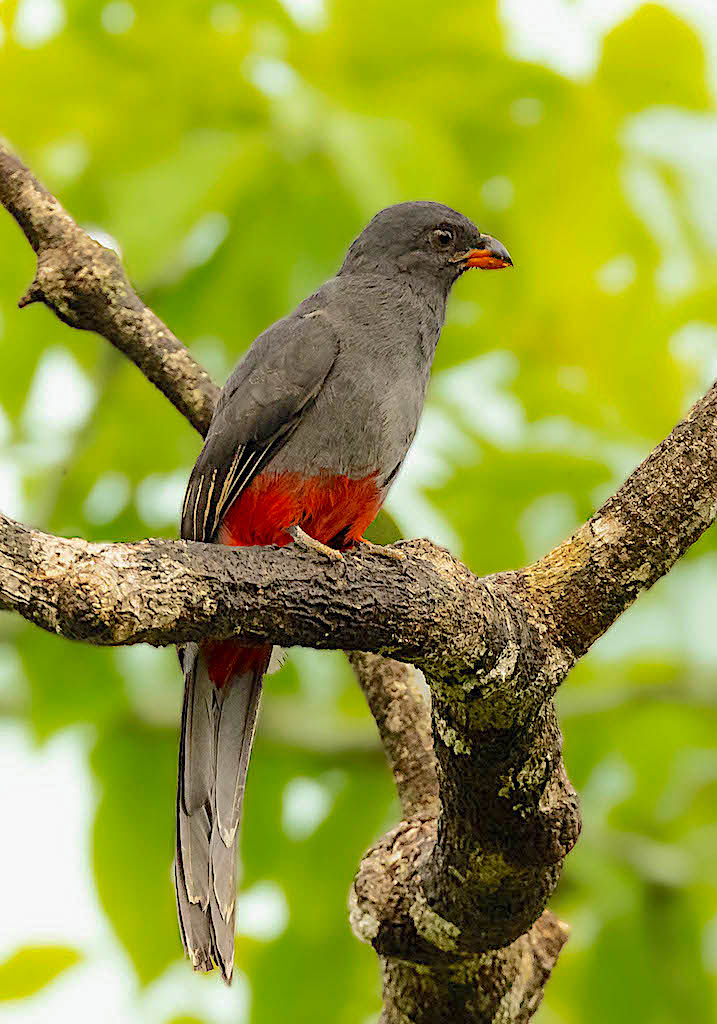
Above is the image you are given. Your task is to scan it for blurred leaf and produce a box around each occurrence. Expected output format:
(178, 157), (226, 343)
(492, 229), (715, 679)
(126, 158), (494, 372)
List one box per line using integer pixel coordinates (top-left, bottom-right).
(576, 894), (714, 1024)
(91, 718), (178, 985)
(597, 6), (710, 114)
(0, 945), (81, 1002)
(15, 626), (127, 741)
(240, 736), (395, 1024)
(363, 508), (402, 545)
(1, 0), (717, 1020)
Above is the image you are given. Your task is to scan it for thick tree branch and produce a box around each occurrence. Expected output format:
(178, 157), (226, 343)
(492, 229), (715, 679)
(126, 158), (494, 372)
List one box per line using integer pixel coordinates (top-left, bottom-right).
(2, 138), (714, 1022)
(525, 379), (717, 656)
(349, 652), (439, 820)
(0, 514), (497, 660)
(379, 911), (569, 1024)
(0, 142), (217, 435)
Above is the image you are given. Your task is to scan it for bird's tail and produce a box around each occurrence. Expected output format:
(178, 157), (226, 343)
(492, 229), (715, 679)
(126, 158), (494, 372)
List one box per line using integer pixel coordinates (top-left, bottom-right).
(174, 641), (266, 981)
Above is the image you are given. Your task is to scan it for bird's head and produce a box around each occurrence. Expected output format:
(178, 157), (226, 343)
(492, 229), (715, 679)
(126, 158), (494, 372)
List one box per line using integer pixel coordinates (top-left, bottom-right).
(339, 201), (512, 289)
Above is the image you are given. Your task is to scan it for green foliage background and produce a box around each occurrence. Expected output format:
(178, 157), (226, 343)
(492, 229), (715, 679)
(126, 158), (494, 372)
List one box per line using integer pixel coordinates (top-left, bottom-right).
(1, 1), (717, 1021)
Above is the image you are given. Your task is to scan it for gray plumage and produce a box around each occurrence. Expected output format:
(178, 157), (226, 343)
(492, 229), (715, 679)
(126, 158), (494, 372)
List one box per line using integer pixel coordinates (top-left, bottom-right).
(175, 643), (262, 979)
(175, 201), (511, 980)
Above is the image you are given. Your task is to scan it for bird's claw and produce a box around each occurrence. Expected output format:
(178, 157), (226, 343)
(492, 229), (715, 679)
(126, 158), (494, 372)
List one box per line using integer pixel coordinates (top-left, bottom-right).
(287, 524), (344, 561)
(356, 538), (405, 561)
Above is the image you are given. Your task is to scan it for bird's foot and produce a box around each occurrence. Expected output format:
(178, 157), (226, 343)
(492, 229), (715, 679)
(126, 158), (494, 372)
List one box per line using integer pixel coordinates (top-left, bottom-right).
(356, 537), (405, 561)
(288, 524), (344, 562)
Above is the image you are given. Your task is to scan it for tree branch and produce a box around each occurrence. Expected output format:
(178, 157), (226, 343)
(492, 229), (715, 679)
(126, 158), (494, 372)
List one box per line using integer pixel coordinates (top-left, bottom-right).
(379, 911), (569, 1024)
(0, 142), (217, 435)
(525, 378), (717, 656)
(349, 652), (439, 820)
(0, 514), (496, 659)
(2, 138), (714, 1021)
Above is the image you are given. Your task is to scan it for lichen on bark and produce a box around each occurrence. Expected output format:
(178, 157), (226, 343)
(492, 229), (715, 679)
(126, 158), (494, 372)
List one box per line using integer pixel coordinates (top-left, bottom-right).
(2, 139), (716, 1022)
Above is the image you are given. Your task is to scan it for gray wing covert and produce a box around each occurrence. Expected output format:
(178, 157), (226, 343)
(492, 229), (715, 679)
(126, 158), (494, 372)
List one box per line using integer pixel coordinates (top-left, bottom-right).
(181, 310), (340, 542)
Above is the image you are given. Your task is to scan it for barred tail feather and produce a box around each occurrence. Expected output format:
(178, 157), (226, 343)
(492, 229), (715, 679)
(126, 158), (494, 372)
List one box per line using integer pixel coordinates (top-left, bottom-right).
(174, 642), (263, 981)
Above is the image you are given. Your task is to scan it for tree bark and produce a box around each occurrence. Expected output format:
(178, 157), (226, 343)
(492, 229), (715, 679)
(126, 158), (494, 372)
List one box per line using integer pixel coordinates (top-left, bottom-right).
(2, 140), (713, 1021)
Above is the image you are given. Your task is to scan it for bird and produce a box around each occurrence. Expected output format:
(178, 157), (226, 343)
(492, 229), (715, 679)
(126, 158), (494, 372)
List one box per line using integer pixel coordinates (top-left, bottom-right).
(175, 200), (512, 980)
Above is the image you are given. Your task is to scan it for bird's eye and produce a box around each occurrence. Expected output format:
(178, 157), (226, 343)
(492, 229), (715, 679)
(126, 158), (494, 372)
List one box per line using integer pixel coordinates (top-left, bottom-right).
(431, 228), (454, 249)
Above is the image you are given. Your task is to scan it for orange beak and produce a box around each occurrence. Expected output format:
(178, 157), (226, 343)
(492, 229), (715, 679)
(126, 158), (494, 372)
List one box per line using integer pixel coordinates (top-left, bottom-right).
(460, 235), (512, 270)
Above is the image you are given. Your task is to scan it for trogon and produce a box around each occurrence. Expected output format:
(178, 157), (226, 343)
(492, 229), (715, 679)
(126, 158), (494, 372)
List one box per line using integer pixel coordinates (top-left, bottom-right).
(175, 201), (511, 979)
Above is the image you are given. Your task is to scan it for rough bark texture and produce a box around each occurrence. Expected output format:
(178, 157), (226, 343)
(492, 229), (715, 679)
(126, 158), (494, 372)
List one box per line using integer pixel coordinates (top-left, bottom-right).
(0, 143), (217, 436)
(379, 912), (569, 1024)
(1, 139), (712, 1021)
(349, 652), (439, 820)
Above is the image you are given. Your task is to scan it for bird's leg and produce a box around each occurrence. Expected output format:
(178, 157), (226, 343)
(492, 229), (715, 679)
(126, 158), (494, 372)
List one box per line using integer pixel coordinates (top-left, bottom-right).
(355, 537), (405, 561)
(287, 524), (344, 562)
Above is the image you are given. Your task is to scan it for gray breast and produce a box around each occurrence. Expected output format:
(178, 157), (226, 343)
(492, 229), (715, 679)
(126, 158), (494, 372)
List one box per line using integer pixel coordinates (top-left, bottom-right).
(270, 275), (445, 487)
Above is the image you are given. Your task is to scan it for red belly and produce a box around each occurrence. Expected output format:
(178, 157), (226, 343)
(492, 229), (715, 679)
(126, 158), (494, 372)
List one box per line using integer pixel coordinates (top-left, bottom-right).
(203, 470), (382, 685)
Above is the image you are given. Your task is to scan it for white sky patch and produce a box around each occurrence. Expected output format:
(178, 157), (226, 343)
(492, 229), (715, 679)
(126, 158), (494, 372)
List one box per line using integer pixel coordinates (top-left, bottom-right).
(135, 470), (186, 528)
(278, 0), (326, 32)
(139, 960), (247, 1024)
(282, 776), (335, 840)
(500, 0), (640, 78)
(592, 553), (717, 668)
(435, 351), (525, 449)
(519, 493), (579, 561)
(0, 725), (99, 960)
(13, 0), (65, 47)
(0, 458), (26, 520)
(190, 336), (230, 383)
(530, 415), (596, 451)
(0, 731), (240, 1024)
(21, 347), (96, 438)
(289, 647), (345, 705)
(181, 213), (229, 270)
(501, 0), (717, 82)
(669, 322), (717, 398)
(114, 645), (180, 727)
(386, 406), (468, 553)
(235, 881), (289, 942)
(580, 752), (636, 832)
(101, 1), (134, 34)
(244, 56), (298, 98)
(595, 253), (636, 294)
(83, 471), (131, 525)
(625, 108), (717, 255)
(622, 160), (697, 299)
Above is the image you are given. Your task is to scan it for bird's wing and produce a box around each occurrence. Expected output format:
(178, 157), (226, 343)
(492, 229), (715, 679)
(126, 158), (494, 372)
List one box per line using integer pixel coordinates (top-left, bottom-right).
(181, 310), (339, 542)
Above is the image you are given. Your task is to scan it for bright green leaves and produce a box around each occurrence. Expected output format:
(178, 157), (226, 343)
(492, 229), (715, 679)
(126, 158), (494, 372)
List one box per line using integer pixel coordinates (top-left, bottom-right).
(239, 736), (394, 1024)
(2, 0), (717, 1021)
(91, 719), (179, 985)
(15, 627), (127, 741)
(598, 6), (710, 115)
(0, 945), (82, 1002)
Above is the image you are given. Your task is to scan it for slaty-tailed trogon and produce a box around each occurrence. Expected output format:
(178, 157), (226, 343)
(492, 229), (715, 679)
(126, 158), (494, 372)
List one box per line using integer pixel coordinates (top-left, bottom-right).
(175, 201), (511, 979)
